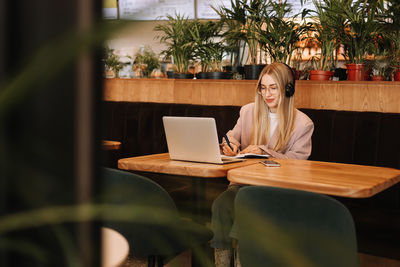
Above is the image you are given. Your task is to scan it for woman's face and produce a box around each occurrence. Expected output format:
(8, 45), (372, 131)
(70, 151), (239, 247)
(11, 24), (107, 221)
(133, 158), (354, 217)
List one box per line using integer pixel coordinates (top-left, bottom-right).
(259, 74), (281, 113)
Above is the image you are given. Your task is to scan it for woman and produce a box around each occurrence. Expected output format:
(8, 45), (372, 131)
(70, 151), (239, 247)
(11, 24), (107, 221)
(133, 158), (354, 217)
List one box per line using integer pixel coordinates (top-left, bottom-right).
(212, 62), (314, 267)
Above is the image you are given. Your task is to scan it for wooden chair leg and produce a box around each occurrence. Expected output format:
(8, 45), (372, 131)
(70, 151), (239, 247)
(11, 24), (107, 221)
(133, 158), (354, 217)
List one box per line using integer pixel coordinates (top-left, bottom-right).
(156, 255), (164, 267)
(148, 255), (156, 267)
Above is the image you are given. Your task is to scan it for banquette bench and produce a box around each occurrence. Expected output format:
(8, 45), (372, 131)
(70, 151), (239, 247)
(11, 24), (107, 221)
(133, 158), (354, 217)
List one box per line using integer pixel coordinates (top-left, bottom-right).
(103, 101), (400, 260)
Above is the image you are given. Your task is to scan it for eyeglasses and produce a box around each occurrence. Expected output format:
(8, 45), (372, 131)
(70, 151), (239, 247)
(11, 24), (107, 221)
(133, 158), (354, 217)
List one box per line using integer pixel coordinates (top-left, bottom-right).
(257, 85), (278, 96)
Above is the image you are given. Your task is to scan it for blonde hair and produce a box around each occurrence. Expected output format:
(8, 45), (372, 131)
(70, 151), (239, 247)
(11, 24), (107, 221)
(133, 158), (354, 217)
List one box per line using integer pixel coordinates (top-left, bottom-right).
(250, 62), (296, 151)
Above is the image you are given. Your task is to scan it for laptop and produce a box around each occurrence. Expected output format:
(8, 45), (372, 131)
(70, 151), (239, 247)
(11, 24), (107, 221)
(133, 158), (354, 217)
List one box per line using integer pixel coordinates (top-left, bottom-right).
(162, 116), (244, 164)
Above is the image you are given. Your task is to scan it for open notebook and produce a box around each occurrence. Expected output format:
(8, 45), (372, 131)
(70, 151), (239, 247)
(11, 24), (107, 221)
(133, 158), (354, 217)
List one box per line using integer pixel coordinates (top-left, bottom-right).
(162, 116), (245, 164)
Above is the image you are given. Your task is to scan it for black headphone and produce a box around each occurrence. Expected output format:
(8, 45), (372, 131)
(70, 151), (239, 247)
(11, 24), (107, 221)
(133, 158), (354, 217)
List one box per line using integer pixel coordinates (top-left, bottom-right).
(282, 63), (295, 97)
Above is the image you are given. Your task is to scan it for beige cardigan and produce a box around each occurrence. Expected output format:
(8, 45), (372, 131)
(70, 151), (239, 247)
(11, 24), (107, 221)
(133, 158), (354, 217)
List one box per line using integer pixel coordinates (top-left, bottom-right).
(226, 103), (314, 160)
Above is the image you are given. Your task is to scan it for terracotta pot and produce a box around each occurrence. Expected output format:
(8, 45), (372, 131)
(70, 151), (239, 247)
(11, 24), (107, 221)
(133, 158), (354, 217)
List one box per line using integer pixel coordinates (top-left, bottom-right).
(394, 69), (400, 81)
(371, 75), (385, 81)
(309, 70), (334, 81)
(294, 69), (304, 80)
(364, 67), (372, 81)
(104, 70), (116, 79)
(346, 63), (364, 81)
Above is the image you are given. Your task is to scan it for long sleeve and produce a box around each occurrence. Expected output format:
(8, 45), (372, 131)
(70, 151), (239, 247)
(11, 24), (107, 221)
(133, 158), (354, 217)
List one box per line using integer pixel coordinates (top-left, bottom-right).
(259, 119), (314, 159)
(224, 103), (254, 149)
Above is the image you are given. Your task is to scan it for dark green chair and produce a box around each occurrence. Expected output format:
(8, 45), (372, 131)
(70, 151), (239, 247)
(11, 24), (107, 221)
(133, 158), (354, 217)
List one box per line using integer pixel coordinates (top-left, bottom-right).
(234, 186), (359, 267)
(101, 168), (213, 267)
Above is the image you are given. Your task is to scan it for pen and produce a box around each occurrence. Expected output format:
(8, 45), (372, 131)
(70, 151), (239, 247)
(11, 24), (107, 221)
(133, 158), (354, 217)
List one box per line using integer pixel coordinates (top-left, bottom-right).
(223, 134), (234, 151)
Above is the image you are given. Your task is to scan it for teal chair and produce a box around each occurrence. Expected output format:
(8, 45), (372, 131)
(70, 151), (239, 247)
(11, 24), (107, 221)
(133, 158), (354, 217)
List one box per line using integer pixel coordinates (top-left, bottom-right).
(234, 186), (359, 267)
(101, 168), (212, 267)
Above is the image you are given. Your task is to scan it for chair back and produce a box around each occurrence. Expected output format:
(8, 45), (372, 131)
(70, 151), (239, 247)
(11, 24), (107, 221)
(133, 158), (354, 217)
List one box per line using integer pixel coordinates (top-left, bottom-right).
(235, 186), (359, 267)
(100, 168), (212, 258)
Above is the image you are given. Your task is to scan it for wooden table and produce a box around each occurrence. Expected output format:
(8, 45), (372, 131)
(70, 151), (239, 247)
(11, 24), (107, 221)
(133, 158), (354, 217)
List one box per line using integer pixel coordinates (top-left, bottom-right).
(118, 153), (260, 178)
(118, 153), (261, 222)
(102, 227), (129, 267)
(102, 140), (121, 151)
(227, 159), (400, 198)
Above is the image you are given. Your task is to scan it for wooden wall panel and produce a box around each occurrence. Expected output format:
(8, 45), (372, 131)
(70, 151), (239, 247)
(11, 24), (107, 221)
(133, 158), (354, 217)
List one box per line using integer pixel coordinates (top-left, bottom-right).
(103, 78), (400, 113)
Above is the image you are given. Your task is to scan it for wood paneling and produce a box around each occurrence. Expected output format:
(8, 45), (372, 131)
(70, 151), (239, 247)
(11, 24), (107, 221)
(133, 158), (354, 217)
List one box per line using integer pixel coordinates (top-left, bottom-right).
(294, 80), (400, 113)
(103, 78), (400, 112)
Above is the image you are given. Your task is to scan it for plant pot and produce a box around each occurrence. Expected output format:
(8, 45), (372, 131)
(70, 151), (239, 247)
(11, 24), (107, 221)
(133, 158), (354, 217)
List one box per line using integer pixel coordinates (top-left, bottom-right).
(394, 68), (400, 81)
(104, 70), (116, 79)
(207, 72), (232, 79)
(371, 75), (385, 81)
(293, 68), (304, 80)
(364, 66), (372, 81)
(174, 73), (194, 79)
(346, 63), (364, 81)
(195, 72), (208, 79)
(309, 70), (334, 81)
(244, 64), (266, 80)
(333, 68), (347, 80)
(224, 65), (245, 75)
(166, 71), (175, 79)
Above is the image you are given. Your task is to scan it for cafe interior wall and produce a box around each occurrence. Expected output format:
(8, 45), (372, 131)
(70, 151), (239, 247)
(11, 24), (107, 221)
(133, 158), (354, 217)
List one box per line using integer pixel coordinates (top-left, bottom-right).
(105, 20), (168, 61)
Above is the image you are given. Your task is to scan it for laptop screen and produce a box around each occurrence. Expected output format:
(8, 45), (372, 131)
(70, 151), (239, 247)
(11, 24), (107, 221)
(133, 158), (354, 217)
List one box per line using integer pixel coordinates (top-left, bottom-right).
(162, 116), (224, 164)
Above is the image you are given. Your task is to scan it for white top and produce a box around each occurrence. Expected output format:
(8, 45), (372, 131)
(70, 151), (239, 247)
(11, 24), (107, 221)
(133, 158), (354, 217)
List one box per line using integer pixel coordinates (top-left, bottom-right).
(269, 112), (278, 139)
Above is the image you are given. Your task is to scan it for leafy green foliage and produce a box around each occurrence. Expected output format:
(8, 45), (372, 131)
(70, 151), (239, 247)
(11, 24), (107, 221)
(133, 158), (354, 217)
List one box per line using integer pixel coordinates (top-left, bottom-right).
(154, 13), (196, 73)
(103, 46), (129, 76)
(337, 0), (383, 64)
(213, 0), (266, 65)
(190, 20), (227, 72)
(134, 45), (160, 77)
(258, 0), (310, 64)
(377, 0), (400, 66)
(306, 0), (346, 70)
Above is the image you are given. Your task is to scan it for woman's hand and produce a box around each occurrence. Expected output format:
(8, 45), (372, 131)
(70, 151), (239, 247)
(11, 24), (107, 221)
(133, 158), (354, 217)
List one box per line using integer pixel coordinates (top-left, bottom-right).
(221, 142), (239, 156)
(240, 145), (262, 154)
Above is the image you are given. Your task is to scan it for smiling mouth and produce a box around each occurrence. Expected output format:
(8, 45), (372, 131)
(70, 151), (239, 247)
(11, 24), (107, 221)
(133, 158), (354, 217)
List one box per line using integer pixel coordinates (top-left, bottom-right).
(266, 99), (274, 103)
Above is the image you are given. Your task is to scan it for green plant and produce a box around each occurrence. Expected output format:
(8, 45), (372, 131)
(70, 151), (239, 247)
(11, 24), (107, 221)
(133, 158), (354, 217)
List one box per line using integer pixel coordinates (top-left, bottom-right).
(306, 0), (346, 71)
(154, 13), (196, 74)
(103, 46), (129, 76)
(190, 20), (227, 72)
(212, 0), (247, 67)
(213, 0), (266, 65)
(378, 0), (400, 68)
(258, 0), (310, 64)
(134, 45), (160, 77)
(337, 0), (383, 64)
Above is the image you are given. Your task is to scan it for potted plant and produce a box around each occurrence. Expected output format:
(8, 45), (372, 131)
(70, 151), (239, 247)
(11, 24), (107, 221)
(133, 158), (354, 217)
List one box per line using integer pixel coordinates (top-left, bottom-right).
(190, 20), (230, 79)
(371, 60), (388, 81)
(134, 45), (160, 78)
(103, 46), (129, 78)
(212, 0), (247, 76)
(213, 0), (266, 80)
(306, 0), (344, 80)
(154, 13), (196, 79)
(258, 0), (309, 65)
(378, 0), (400, 81)
(336, 0), (383, 80)
(370, 42), (392, 81)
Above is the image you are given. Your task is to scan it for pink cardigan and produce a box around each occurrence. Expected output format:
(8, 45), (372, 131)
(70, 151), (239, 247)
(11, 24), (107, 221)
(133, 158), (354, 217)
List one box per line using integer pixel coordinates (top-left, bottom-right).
(226, 103), (314, 160)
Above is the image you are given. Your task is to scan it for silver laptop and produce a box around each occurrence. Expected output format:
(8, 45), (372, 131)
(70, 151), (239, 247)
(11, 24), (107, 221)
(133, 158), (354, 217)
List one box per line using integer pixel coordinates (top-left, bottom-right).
(162, 116), (244, 164)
